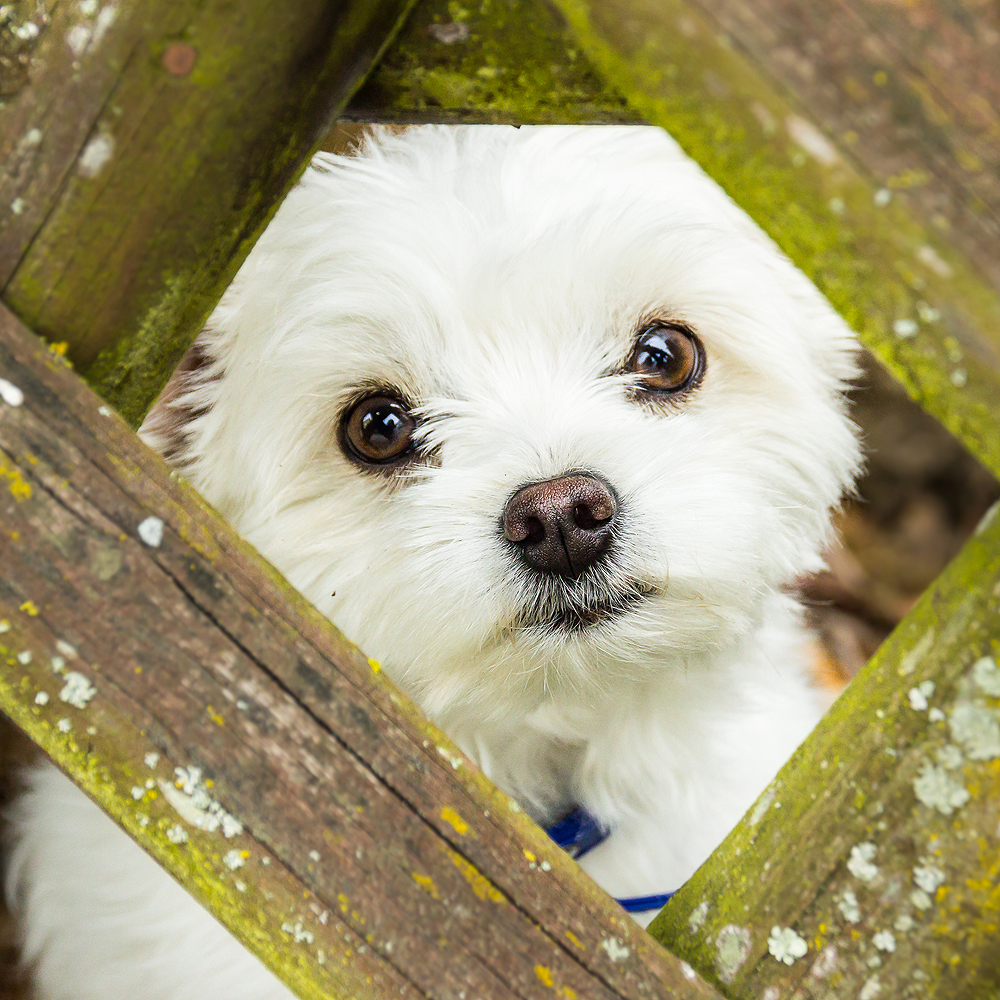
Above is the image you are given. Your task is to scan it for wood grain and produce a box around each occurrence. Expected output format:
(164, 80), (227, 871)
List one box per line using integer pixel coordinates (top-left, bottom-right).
(649, 498), (1000, 998)
(0, 0), (414, 426)
(0, 302), (720, 1000)
(347, 0), (1000, 486)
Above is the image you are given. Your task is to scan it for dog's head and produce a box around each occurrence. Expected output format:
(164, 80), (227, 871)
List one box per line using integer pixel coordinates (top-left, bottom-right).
(145, 126), (860, 721)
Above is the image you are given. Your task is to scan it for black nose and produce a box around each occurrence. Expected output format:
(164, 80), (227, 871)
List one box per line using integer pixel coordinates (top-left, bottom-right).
(502, 474), (617, 577)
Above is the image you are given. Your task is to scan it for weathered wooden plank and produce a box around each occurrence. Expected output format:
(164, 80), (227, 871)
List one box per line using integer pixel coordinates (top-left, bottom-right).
(344, 0), (638, 124)
(0, 304), (720, 1000)
(691, 0), (1000, 301)
(0, 0), (414, 426)
(345, 0), (1000, 484)
(648, 498), (1000, 998)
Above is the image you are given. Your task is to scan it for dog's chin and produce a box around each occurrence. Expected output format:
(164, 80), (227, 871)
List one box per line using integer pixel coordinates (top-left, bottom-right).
(513, 583), (655, 637)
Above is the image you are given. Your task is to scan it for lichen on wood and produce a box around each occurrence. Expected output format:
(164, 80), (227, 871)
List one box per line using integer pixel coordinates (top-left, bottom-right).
(0, 304), (722, 1000)
(548, 0), (1000, 483)
(344, 0), (638, 124)
(0, 0), (417, 427)
(347, 0), (1000, 484)
(649, 499), (1000, 998)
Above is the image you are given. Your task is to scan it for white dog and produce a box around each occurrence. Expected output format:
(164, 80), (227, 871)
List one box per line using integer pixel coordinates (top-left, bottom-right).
(6, 126), (860, 999)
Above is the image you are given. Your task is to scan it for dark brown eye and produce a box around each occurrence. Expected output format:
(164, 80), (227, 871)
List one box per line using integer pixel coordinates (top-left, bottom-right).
(342, 394), (416, 467)
(627, 325), (703, 393)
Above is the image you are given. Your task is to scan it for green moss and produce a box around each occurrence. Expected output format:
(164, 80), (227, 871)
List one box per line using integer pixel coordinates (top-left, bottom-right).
(346, 0), (639, 123)
(549, 0), (1000, 480)
(647, 504), (1000, 995)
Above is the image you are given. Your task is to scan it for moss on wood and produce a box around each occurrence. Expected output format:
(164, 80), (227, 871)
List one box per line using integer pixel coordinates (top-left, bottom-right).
(345, 0), (638, 124)
(1, 0), (417, 427)
(1, 304), (722, 1000)
(346, 0), (1000, 483)
(648, 500), (1000, 997)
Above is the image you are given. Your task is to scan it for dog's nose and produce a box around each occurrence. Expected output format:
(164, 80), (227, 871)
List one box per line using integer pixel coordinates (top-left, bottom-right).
(502, 474), (617, 577)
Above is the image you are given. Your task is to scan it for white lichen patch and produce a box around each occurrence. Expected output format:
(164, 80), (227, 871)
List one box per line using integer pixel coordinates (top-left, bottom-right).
(972, 656), (1000, 696)
(66, 22), (91, 55)
(768, 926), (808, 965)
(811, 945), (838, 979)
(935, 744), (964, 769)
(601, 937), (630, 963)
(77, 133), (114, 178)
(33, 691), (49, 705)
(873, 930), (896, 953)
(949, 702), (1000, 759)
(0, 620), (9, 634)
(860, 974), (882, 1000)
(679, 962), (696, 981)
(130, 785), (144, 800)
(166, 824), (188, 844)
(223, 849), (245, 871)
(308, 850), (320, 862)
(144, 752), (160, 768)
(894, 913), (915, 932)
(688, 900), (710, 933)
(894, 318), (918, 339)
(436, 746), (463, 770)
(714, 925), (752, 984)
(281, 921), (314, 945)
(57, 718), (71, 733)
(847, 842), (879, 882)
(55, 640), (77, 660)
(838, 889), (861, 923)
(0, 378), (25, 407)
(137, 515), (164, 548)
(928, 707), (946, 723)
(59, 671), (96, 708)
(913, 861), (946, 894)
(749, 784), (776, 825)
(17, 651), (32, 665)
(910, 889), (933, 910)
(158, 766), (242, 839)
(898, 631), (933, 675)
(785, 116), (839, 164)
(913, 763), (970, 815)
(908, 680), (935, 710)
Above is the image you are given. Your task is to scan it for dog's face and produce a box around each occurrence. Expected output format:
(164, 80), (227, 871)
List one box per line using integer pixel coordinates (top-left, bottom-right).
(149, 127), (860, 722)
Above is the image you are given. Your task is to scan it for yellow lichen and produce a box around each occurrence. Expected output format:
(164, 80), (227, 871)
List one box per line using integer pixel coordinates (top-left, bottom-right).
(535, 965), (554, 987)
(448, 850), (505, 903)
(411, 872), (441, 900)
(1, 465), (32, 501)
(440, 806), (468, 835)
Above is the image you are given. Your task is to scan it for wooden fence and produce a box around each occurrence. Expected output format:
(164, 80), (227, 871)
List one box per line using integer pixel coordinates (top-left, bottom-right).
(1, 1), (998, 998)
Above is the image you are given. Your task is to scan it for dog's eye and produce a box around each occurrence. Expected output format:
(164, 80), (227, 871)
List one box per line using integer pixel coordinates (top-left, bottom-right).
(342, 395), (416, 467)
(627, 325), (703, 393)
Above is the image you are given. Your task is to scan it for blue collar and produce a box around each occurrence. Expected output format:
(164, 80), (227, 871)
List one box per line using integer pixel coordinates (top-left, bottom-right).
(546, 807), (675, 914)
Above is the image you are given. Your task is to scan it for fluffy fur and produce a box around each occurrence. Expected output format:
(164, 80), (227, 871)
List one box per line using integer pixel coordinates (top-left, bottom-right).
(6, 125), (861, 999)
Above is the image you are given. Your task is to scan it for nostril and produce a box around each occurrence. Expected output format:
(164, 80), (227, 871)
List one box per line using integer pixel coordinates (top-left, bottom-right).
(524, 516), (545, 544)
(573, 500), (612, 531)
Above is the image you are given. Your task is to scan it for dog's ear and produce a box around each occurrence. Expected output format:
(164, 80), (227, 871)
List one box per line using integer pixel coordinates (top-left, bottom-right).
(139, 333), (218, 466)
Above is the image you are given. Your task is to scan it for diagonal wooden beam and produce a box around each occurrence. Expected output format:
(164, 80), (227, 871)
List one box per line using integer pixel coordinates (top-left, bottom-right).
(345, 0), (1000, 483)
(0, 0), (415, 427)
(0, 302), (721, 1000)
(649, 499), (1000, 997)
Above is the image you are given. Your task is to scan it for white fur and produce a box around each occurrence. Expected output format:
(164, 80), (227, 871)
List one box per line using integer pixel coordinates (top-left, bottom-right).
(6, 126), (861, 998)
